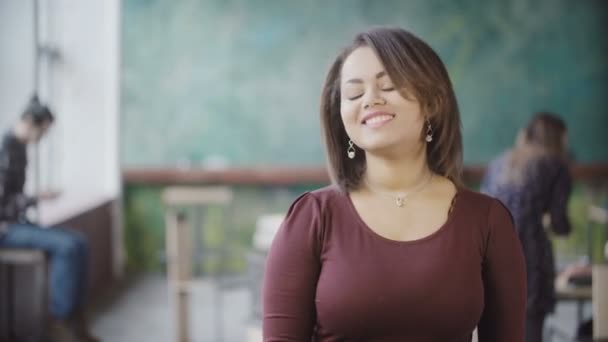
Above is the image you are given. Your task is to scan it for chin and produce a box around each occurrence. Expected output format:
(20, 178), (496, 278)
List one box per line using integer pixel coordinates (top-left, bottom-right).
(360, 141), (398, 155)
(358, 134), (397, 149)
(361, 137), (421, 157)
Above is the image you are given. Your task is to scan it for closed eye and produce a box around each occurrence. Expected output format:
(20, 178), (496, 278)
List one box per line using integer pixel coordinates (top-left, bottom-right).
(347, 94), (363, 100)
(382, 87), (395, 91)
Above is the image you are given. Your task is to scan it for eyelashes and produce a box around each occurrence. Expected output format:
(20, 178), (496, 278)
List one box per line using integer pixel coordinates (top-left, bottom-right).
(346, 87), (395, 101)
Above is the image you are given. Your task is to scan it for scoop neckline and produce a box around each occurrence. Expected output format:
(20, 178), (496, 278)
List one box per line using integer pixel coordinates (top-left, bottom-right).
(344, 184), (465, 245)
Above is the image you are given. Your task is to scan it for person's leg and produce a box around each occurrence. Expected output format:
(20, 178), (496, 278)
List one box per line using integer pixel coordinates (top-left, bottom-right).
(525, 312), (546, 342)
(66, 232), (98, 342)
(60, 227), (89, 307)
(0, 224), (89, 319)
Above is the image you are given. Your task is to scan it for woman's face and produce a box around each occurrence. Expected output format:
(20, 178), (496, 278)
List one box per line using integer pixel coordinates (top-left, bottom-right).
(340, 46), (425, 156)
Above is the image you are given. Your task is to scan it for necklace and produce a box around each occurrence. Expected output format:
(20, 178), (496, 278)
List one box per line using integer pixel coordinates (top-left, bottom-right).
(365, 172), (434, 207)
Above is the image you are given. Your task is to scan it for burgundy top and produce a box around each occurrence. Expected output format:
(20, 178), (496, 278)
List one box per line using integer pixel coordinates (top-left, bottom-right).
(263, 186), (526, 341)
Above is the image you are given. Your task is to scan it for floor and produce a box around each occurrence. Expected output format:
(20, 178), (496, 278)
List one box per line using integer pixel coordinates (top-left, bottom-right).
(89, 273), (591, 342)
(91, 273), (254, 342)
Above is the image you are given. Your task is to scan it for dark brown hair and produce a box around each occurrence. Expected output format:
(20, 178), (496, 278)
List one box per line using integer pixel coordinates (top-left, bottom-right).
(320, 27), (463, 191)
(21, 95), (55, 126)
(521, 112), (567, 156)
(501, 112), (569, 185)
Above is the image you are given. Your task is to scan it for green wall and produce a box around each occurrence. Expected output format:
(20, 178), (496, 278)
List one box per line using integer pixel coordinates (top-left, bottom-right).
(121, 0), (608, 167)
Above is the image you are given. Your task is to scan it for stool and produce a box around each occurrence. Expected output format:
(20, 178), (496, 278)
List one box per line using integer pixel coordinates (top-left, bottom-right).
(163, 186), (233, 342)
(0, 248), (48, 341)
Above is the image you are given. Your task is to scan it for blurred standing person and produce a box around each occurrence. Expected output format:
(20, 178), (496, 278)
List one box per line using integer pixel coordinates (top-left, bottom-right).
(481, 112), (572, 342)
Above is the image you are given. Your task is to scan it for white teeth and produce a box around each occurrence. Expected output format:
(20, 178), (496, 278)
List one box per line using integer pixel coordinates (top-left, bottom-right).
(365, 115), (393, 125)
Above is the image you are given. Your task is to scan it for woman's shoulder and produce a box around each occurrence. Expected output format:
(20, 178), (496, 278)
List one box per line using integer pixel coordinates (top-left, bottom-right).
(458, 187), (498, 206)
(457, 187), (509, 218)
(457, 188), (515, 234)
(309, 184), (344, 201)
(286, 185), (345, 215)
(303, 184), (350, 209)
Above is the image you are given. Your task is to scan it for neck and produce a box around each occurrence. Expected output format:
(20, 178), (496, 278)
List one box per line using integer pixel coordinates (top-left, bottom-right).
(364, 149), (432, 192)
(12, 122), (30, 144)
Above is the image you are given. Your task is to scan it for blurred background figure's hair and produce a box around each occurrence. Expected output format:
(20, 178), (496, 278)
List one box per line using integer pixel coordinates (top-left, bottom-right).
(502, 112), (568, 185)
(21, 94), (55, 126)
(521, 112), (568, 157)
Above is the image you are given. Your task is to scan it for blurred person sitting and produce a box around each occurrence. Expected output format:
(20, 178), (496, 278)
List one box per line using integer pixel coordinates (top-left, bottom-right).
(0, 95), (99, 342)
(481, 112), (572, 342)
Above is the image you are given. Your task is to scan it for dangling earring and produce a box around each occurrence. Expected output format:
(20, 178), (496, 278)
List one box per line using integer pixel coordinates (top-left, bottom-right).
(425, 118), (433, 143)
(347, 140), (356, 159)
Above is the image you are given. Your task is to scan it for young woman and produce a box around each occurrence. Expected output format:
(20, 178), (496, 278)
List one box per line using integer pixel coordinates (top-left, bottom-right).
(482, 112), (572, 342)
(263, 27), (526, 341)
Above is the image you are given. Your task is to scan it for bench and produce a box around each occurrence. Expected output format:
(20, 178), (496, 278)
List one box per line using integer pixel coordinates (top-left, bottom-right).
(0, 248), (48, 341)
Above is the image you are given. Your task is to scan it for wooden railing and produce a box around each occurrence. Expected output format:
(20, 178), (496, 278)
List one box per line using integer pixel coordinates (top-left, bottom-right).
(123, 163), (608, 186)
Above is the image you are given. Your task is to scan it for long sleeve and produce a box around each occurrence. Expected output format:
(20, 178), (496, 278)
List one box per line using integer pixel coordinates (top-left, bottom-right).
(477, 199), (527, 342)
(262, 192), (324, 341)
(0, 133), (35, 224)
(548, 162), (572, 236)
(0, 138), (10, 222)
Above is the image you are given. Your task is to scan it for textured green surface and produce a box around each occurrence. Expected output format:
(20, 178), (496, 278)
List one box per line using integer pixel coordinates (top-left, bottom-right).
(121, 0), (608, 167)
(123, 183), (324, 272)
(552, 185), (607, 264)
(123, 182), (605, 271)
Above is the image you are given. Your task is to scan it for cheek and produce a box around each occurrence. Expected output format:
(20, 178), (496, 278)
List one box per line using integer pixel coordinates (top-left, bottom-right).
(340, 100), (359, 124)
(395, 100), (424, 124)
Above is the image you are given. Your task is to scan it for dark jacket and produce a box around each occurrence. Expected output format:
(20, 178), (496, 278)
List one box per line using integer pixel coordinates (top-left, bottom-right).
(481, 153), (572, 315)
(0, 131), (36, 230)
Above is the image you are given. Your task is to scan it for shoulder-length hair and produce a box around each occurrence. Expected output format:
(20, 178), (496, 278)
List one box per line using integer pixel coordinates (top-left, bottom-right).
(501, 112), (568, 185)
(320, 27), (463, 192)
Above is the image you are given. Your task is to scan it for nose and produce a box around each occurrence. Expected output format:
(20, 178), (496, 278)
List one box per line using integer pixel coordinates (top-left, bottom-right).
(363, 93), (387, 110)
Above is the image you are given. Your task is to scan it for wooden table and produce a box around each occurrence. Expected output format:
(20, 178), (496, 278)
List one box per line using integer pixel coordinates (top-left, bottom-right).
(547, 276), (593, 341)
(556, 278), (593, 324)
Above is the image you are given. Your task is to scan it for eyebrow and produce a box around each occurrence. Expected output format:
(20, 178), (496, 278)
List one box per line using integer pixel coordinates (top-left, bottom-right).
(344, 71), (387, 84)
